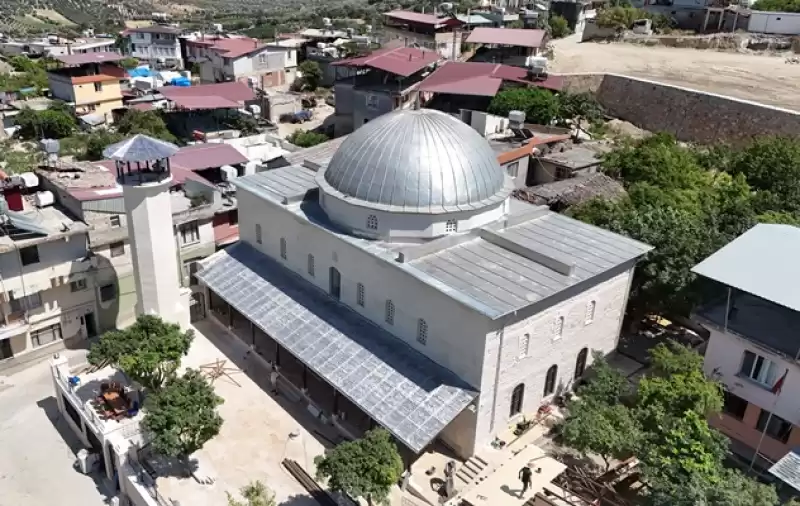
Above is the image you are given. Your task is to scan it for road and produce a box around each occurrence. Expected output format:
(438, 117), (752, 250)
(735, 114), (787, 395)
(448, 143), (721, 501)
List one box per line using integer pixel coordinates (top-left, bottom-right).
(0, 350), (110, 506)
(550, 37), (800, 111)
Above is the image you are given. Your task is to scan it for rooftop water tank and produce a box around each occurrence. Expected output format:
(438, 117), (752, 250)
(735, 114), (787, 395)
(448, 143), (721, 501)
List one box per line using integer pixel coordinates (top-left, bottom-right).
(508, 110), (525, 129)
(220, 165), (237, 181)
(34, 190), (54, 208)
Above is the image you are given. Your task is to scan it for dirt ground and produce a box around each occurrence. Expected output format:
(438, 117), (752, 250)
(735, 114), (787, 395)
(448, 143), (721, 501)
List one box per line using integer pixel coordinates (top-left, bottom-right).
(550, 37), (800, 111)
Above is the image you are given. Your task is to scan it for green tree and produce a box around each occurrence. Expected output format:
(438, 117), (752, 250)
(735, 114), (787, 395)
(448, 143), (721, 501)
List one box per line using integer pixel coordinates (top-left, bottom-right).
(752, 0), (800, 11)
(315, 428), (403, 506)
(561, 401), (638, 470)
(87, 315), (194, 391)
(707, 468), (780, 506)
(227, 481), (276, 506)
(488, 88), (560, 125)
(116, 109), (177, 143)
(15, 107), (77, 140)
(83, 130), (125, 160)
(725, 136), (800, 214)
(287, 129), (329, 147)
(549, 15), (572, 38)
(143, 369), (223, 459)
(297, 60), (323, 91)
(118, 57), (140, 69)
(556, 92), (604, 131)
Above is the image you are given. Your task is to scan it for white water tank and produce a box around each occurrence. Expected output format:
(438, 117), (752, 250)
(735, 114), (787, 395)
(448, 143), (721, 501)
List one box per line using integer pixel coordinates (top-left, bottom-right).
(220, 165), (237, 181)
(12, 172), (39, 188)
(34, 191), (55, 207)
(508, 110), (525, 129)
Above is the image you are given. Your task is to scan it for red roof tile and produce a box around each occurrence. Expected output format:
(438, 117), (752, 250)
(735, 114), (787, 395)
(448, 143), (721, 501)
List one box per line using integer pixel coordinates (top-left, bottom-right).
(384, 10), (463, 28)
(54, 52), (124, 66)
(466, 27), (547, 49)
(210, 37), (268, 58)
(418, 62), (564, 96)
(331, 46), (440, 77)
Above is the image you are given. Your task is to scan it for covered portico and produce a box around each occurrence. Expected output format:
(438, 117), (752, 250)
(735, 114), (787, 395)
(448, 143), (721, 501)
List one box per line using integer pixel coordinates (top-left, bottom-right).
(197, 242), (478, 461)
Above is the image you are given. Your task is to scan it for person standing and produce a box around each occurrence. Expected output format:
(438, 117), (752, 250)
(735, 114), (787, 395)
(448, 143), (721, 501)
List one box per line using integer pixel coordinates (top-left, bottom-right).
(518, 464), (532, 498)
(270, 365), (280, 396)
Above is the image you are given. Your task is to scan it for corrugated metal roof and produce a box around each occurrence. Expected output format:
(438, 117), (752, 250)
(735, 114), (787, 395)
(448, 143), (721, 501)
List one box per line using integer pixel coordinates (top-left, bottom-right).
(235, 166), (317, 204)
(410, 212), (652, 317)
(171, 143), (249, 171)
(198, 242), (477, 452)
(466, 27), (547, 49)
(331, 46), (440, 77)
(54, 51), (124, 66)
(282, 136), (348, 168)
(384, 10), (461, 27)
(769, 449), (800, 492)
(692, 224), (800, 313)
(160, 82), (255, 109)
(417, 61), (564, 95)
(103, 134), (179, 162)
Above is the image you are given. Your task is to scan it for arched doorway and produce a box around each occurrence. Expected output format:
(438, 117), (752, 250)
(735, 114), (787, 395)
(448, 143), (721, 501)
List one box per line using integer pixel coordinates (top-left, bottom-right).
(509, 383), (525, 417)
(575, 348), (589, 380)
(329, 267), (341, 300)
(544, 365), (558, 397)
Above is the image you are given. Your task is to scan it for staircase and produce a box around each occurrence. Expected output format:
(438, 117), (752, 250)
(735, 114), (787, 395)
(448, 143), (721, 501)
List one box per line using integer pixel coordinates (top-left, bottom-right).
(455, 454), (489, 487)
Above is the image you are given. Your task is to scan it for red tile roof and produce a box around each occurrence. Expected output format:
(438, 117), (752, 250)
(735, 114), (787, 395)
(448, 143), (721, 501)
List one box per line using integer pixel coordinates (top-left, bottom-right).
(210, 37), (268, 59)
(384, 10), (463, 28)
(160, 82), (255, 110)
(331, 46), (440, 77)
(418, 61), (564, 96)
(54, 52), (124, 66)
(466, 27), (547, 49)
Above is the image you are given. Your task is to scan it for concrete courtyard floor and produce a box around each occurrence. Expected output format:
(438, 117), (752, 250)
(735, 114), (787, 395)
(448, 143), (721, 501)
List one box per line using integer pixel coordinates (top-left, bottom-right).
(0, 349), (111, 506)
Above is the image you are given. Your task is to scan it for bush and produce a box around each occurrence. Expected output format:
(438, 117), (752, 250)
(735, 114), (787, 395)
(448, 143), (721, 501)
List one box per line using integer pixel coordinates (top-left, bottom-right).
(549, 15), (572, 39)
(287, 129), (329, 147)
(297, 60), (322, 91)
(488, 88), (560, 125)
(15, 107), (77, 140)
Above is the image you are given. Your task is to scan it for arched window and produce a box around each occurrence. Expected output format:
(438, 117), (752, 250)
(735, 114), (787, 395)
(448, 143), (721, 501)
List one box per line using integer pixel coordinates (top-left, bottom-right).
(385, 300), (395, 325)
(417, 319), (428, 345)
(307, 254), (315, 277)
(366, 214), (378, 230)
(279, 238), (287, 260)
(575, 348), (589, 380)
(518, 333), (530, 359)
(554, 316), (564, 340)
(510, 383), (525, 417)
(255, 224), (262, 244)
(585, 300), (596, 324)
(544, 365), (558, 397)
(445, 219), (458, 233)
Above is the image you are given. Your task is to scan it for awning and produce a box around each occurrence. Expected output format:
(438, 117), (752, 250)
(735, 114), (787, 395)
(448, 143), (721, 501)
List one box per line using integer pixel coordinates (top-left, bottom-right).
(769, 449), (800, 492)
(198, 242), (477, 452)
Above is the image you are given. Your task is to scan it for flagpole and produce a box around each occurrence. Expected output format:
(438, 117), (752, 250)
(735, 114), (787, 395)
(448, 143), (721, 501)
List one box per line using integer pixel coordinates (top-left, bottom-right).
(748, 367), (790, 473)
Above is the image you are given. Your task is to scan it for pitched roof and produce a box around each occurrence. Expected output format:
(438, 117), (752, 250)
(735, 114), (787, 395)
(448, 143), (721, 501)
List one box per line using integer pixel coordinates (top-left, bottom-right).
(207, 37), (268, 58)
(466, 27), (548, 49)
(417, 61), (563, 96)
(126, 25), (182, 35)
(512, 173), (627, 208)
(331, 46), (440, 77)
(384, 10), (463, 27)
(170, 143), (249, 171)
(160, 81), (255, 110)
(54, 52), (124, 66)
(692, 224), (800, 312)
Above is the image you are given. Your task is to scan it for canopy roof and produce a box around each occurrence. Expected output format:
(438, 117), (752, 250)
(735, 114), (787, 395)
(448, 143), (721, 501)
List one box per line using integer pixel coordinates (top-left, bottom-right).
(102, 134), (180, 162)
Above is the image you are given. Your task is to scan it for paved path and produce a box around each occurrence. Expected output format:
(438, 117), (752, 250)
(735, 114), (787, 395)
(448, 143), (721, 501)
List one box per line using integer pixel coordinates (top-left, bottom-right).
(0, 350), (110, 506)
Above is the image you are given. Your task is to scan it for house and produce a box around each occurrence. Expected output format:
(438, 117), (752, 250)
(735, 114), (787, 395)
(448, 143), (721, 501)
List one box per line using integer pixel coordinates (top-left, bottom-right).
(692, 224), (800, 469)
(0, 36), (117, 58)
(466, 27), (549, 67)
(195, 108), (652, 462)
(46, 52), (127, 124)
(330, 46), (441, 135)
(550, 0), (601, 37)
(124, 25), (184, 69)
(381, 10), (465, 60)
(0, 198), (94, 363)
(512, 173), (626, 211)
(186, 36), (289, 88)
(532, 144), (607, 185)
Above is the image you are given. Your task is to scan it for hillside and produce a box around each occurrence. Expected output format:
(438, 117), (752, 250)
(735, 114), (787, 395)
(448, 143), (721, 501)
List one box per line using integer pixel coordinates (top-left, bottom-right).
(0, 0), (155, 35)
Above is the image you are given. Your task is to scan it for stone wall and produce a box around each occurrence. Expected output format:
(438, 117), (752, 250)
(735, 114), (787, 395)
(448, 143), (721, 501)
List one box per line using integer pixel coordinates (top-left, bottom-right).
(558, 73), (800, 143)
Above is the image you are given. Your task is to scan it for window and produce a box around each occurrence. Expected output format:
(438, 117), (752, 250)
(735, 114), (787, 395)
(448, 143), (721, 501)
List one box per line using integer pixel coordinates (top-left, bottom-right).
(329, 267), (341, 299)
(366, 214), (378, 230)
(180, 221), (200, 245)
(10, 292), (42, 313)
(585, 300), (596, 324)
(19, 245), (40, 266)
(506, 161), (520, 178)
(510, 383), (525, 417)
(553, 316), (565, 340)
(385, 300), (395, 325)
(307, 254), (315, 277)
(356, 283), (365, 307)
(280, 238), (287, 260)
(445, 220), (458, 233)
(756, 409), (792, 443)
(109, 241), (125, 257)
(70, 279), (87, 292)
(722, 390), (749, 421)
(740, 350), (779, 387)
(100, 284), (116, 302)
(229, 210), (238, 225)
(183, 261), (199, 286)
(109, 215), (121, 228)
(519, 333), (530, 359)
(417, 319), (428, 345)
(31, 323), (62, 348)
(544, 365), (558, 396)
(94, 82), (103, 92)
(366, 94), (380, 110)
(255, 224), (262, 244)
(575, 348), (588, 379)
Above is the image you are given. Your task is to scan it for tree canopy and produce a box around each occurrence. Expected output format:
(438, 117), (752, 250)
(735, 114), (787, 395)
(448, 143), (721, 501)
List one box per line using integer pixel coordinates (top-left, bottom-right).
(143, 369), (223, 459)
(549, 15), (572, 39)
(297, 60), (323, 91)
(488, 88), (561, 125)
(116, 109), (178, 143)
(87, 315), (194, 391)
(315, 428), (404, 506)
(227, 481), (276, 506)
(15, 106), (77, 140)
(286, 129), (329, 147)
(752, 0), (800, 11)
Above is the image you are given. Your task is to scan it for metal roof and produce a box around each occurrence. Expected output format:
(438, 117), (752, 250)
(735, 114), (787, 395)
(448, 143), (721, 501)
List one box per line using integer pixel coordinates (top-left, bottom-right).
(466, 27), (547, 49)
(160, 82), (256, 109)
(282, 136), (348, 169)
(331, 46), (440, 77)
(384, 10), (463, 27)
(769, 449), (800, 492)
(102, 134), (180, 162)
(54, 51), (124, 66)
(417, 61), (564, 96)
(171, 143), (249, 171)
(198, 242), (477, 452)
(321, 109), (510, 214)
(409, 212), (653, 317)
(235, 166), (318, 204)
(692, 224), (800, 313)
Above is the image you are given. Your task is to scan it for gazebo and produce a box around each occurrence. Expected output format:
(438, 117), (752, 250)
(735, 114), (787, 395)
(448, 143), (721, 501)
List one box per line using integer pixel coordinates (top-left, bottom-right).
(103, 134), (180, 186)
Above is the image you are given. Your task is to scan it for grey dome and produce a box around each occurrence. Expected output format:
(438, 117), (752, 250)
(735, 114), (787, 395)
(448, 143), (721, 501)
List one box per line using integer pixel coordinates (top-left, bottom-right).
(321, 109), (509, 213)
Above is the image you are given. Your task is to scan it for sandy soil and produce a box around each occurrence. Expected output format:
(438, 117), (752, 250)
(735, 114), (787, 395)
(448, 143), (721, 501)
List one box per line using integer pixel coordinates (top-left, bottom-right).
(550, 37), (800, 111)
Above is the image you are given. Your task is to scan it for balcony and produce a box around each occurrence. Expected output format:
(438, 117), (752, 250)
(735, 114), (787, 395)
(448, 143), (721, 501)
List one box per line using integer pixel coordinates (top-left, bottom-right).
(0, 313), (29, 341)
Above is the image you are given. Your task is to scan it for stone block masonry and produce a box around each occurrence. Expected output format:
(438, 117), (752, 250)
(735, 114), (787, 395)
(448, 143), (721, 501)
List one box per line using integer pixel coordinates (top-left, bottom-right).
(559, 73), (800, 144)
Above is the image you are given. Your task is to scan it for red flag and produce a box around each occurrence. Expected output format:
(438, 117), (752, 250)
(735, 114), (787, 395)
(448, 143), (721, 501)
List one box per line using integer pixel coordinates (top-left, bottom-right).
(772, 369), (789, 395)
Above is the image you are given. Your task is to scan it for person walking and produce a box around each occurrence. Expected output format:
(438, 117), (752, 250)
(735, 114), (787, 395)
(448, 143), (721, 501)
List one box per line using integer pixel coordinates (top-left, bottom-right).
(518, 464), (532, 498)
(270, 365), (280, 396)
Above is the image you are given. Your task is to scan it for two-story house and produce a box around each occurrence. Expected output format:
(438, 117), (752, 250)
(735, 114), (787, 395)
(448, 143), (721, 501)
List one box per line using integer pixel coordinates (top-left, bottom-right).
(47, 52), (127, 124)
(195, 108), (651, 462)
(186, 36), (289, 88)
(124, 25), (184, 69)
(693, 224), (800, 469)
(381, 10), (465, 60)
(0, 203), (95, 363)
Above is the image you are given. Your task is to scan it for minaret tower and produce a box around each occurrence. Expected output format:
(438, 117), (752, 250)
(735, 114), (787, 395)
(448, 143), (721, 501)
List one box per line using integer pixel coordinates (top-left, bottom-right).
(104, 134), (189, 328)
